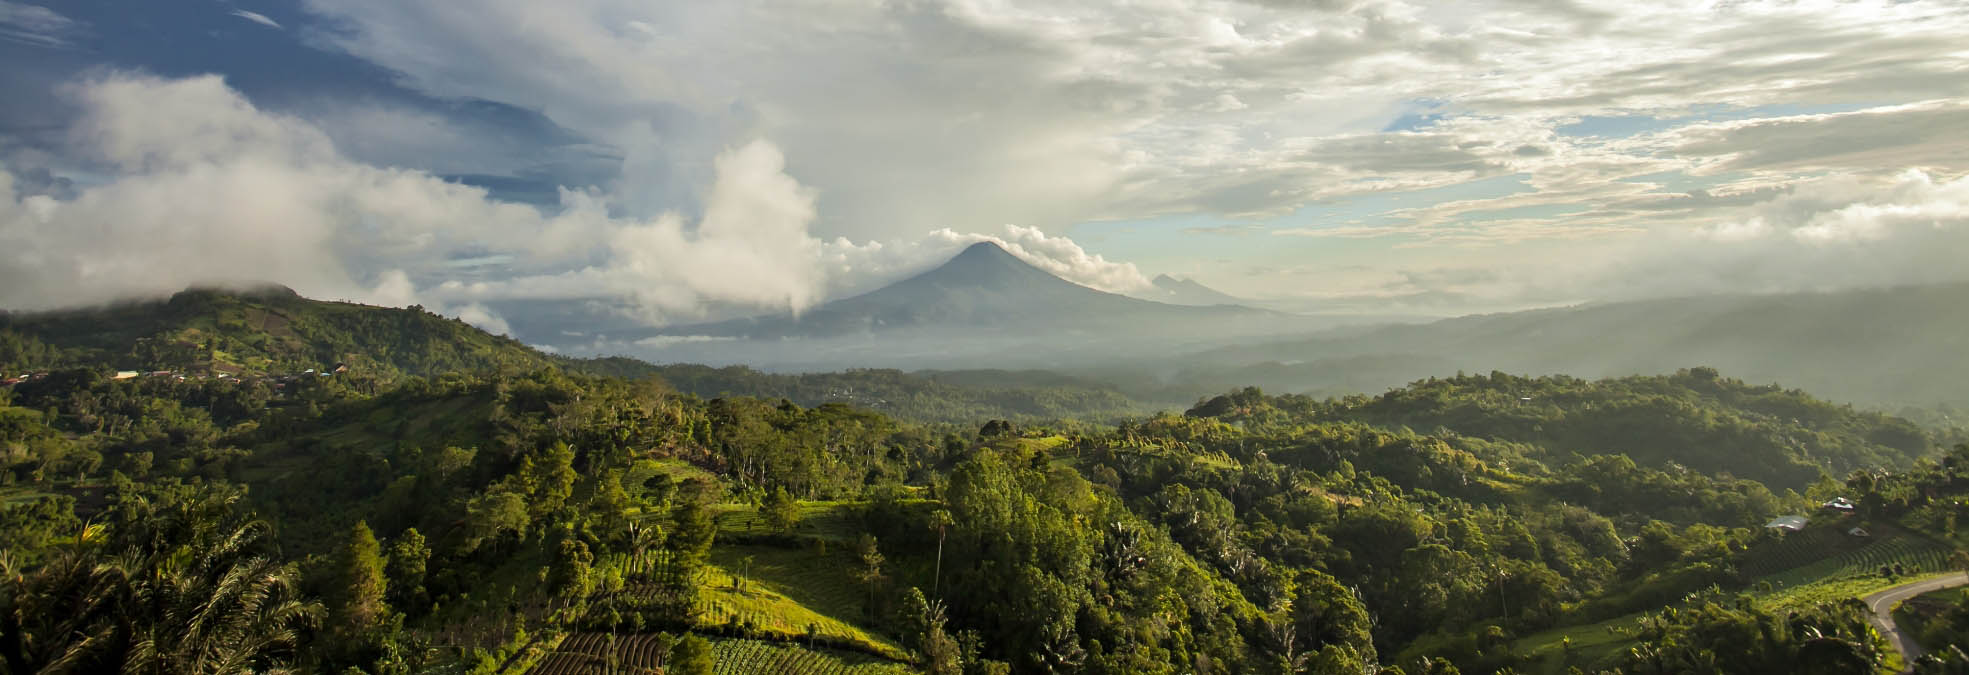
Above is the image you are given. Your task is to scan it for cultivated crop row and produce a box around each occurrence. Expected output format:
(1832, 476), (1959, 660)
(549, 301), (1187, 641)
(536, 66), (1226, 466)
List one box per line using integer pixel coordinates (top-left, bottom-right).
(527, 633), (911, 674)
(1758, 535), (1953, 590)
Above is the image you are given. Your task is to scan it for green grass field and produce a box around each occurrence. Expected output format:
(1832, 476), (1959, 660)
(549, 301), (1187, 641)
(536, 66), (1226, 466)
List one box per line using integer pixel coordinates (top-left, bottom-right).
(698, 544), (908, 660)
(1510, 612), (1649, 675)
(715, 501), (864, 542)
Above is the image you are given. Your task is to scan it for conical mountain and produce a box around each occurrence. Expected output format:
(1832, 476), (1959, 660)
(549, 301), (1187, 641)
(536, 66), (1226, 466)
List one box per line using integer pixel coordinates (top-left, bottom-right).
(664, 242), (1275, 339)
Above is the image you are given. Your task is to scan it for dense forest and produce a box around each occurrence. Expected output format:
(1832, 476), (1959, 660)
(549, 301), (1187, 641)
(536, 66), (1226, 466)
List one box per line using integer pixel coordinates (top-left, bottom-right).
(5, 289), (1969, 674)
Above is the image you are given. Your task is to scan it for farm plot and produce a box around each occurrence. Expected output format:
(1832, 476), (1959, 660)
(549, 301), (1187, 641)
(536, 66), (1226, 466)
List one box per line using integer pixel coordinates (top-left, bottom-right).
(696, 548), (908, 661)
(527, 633), (912, 675)
(711, 639), (915, 675)
(1757, 535), (1952, 591)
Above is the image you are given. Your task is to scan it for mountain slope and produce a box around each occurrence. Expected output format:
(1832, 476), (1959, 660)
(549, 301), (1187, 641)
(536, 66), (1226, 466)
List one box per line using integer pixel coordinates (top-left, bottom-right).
(1168, 283), (1969, 408)
(662, 242), (1281, 339)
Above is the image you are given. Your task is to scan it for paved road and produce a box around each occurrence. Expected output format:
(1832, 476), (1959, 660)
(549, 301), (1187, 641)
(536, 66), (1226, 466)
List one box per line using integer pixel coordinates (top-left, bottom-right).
(1864, 571), (1969, 669)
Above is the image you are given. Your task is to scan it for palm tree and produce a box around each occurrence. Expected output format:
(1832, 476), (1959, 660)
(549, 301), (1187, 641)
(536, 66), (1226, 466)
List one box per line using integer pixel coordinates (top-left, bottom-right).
(121, 523), (320, 674)
(0, 525), (128, 674)
(0, 491), (321, 674)
(929, 509), (953, 600)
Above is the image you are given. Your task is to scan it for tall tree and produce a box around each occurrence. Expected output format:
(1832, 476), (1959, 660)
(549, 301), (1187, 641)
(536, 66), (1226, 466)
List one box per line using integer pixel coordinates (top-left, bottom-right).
(856, 534), (887, 619)
(669, 634), (714, 675)
(762, 485), (801, 534)
(385, 528), (430, 615)
(334, 520), (390, 635)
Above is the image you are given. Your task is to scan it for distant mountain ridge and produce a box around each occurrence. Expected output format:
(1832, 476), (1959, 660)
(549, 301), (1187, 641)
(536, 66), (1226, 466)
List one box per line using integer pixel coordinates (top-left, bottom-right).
(1138, 274), (1246, 306)
(658, 242), (1283, 339)
(1158, 282), (1969, 408)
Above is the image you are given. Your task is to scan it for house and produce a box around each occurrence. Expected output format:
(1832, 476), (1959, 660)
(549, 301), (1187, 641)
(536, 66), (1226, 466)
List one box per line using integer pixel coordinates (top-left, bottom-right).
(1822, 497), (1856, 512)
(1847, 527), (1870, 537)
(113, 371), (139, 380)
(332, 363), (350, 374)
(1765, 515), (1809, 532)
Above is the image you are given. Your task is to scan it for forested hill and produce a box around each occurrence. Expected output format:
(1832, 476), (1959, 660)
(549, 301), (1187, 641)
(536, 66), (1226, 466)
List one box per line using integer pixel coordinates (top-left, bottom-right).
(0, 285), (557, 380)
(0, 287), (1157, 423)
(1189, 369), (1941, 489)
(575, 361), (1152, 424)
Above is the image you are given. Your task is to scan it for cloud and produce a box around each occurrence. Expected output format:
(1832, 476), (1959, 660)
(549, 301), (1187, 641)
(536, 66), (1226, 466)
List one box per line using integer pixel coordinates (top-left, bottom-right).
(1270, 169), (1969, 311)
(448, 302), (511, 335)
(0, 74), (837, 324)
(0, 74), (1160, 326)
(0, 1), (83, 48)
(955, 225), (1155, 294)
(279, 0), (1969, 279)
(1302, 131), (1505, 174)
(1702, 170), (1969, 246)
(9, 0), (1969, 322)
(1671, 101), (1969, 174)
(228, 9), (281, 30)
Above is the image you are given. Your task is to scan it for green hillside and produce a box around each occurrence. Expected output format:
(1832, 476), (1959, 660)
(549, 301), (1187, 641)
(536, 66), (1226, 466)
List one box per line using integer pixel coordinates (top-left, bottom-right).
(0, 285), (556, 380)
(7, 288), (1969, 674)
(0, 287), (1161, 424)
(1300, 369), (1935, 488)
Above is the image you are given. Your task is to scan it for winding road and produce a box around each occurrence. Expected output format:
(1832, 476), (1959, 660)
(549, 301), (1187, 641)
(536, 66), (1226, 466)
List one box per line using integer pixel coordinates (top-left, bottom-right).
(1864, 571), (1969, 670)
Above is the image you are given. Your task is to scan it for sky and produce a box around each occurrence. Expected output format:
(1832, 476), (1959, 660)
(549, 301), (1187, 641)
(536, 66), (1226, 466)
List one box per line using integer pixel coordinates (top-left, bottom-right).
(2, 0), (1967, 331)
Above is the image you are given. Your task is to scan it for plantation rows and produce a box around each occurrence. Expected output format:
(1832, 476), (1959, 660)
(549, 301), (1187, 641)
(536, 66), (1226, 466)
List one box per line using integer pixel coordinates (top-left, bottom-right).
(1757, 535), (1953, 590)
(528, 632), (669, 675)
(525, 633), (911, 675)
(1738, 528), (1851, 578)
(710, 638), (914, 675)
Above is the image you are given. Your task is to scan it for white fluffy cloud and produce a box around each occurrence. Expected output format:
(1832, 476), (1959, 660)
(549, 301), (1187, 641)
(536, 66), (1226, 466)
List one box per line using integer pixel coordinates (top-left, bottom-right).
(0, 75), (785, 320)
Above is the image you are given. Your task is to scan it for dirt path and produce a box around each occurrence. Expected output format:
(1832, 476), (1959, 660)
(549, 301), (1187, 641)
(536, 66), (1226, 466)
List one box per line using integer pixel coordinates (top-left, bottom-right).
(1864, 572), (1969, 670)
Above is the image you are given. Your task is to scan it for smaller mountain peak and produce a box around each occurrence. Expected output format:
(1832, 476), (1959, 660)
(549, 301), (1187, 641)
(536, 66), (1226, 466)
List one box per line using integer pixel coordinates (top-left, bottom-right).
(940, 240), (1031, 271)
(1153, 273), (1182, 284)
(956, 240), (1015, 257)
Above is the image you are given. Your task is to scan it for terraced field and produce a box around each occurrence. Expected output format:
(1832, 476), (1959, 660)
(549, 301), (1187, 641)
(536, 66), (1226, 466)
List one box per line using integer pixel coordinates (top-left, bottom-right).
(710, 639), (914, 675)
(1757, 535), (1953, 591)
(528, 634), (912, 675)
(1738, 527), (1856, 578)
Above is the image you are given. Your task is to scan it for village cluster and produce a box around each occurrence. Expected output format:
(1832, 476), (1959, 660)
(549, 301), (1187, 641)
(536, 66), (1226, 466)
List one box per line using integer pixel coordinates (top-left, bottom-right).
(0, 363), (350, 389)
